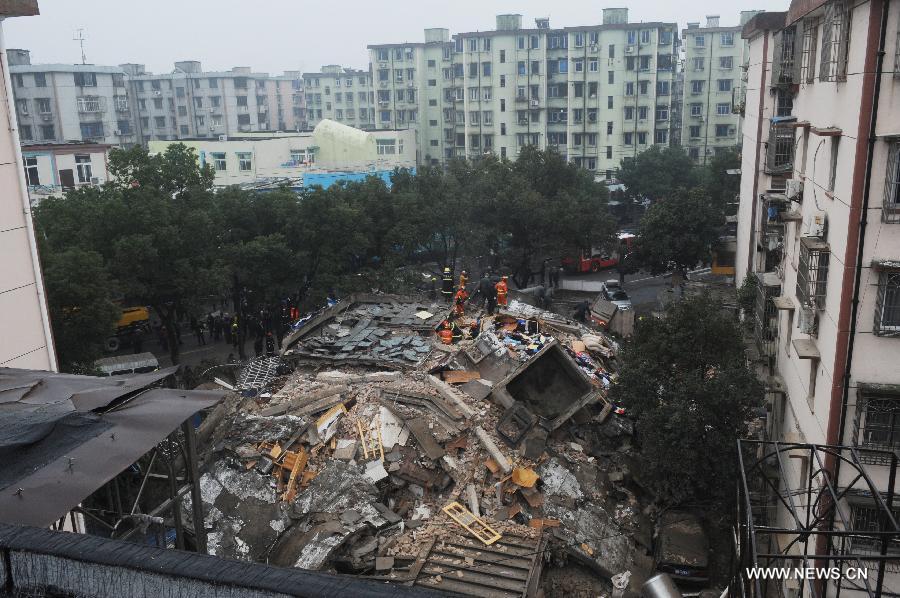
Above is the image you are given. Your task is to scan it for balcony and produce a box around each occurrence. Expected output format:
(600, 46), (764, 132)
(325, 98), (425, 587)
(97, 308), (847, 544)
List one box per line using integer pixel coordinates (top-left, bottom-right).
(765, 117), (796, 174)
(76, 97), (105, 114)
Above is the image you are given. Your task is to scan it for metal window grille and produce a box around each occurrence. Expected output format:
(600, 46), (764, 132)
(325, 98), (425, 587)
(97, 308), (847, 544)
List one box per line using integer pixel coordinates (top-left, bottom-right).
(884, 142), (900, 223)
(796, 236), (830, 308)
(800, 18), (819, 83)
(765, 121), (795, 173)
(776, 88), (794, 117)
(754, 275), (780, 372)
(895, 28), (900, 77)
(774, 26), (798, 85)
(819, 0), (851, 82)
(848, 502), (900, 561)
(874, 270), (900, 336)
(854, 390), (900, 464)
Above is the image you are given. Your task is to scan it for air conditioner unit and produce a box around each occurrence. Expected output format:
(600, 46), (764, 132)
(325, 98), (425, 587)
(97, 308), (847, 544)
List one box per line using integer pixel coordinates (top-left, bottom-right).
(530, 99), (539, 107)
(589, 44), (598, 53)
(90, 177), (100, 185)
(154, 91), (162, 96)
(114, 129), (123, 136)
(218, 134), (228, 141)
(625, 45), (635, 54)
(41, 114), (53, 121)
(785, 179), (804, 201)
(804, 210), (827, 238)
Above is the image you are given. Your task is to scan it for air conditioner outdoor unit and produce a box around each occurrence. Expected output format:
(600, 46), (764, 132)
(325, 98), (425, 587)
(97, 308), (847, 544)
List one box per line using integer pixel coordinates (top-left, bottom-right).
(625, 45), (635, 54)
(589, 44), (598, 53)
(114, 129), (123, 136)
(218, 134), (227, 141)
(90, 177), (100, 185)
(785, 179), (804, 201)
(798, 306), (817, 334)
(154, 91), (162, 96)
(804, 210), (827, 237)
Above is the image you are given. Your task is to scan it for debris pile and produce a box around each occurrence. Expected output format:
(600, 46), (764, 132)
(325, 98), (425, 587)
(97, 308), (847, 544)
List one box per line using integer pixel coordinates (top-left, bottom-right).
(194, 296), (653, 595)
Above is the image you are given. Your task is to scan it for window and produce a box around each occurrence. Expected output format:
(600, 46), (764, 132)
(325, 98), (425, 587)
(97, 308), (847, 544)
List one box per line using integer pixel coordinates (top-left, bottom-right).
(590, 60), (598, 72)
(500, 75), (505, 88)
(607, 121), (613, 135)
(655, 105), (669, 121)
(689, 147), (700, 160)
(573, 108), (583, 123)
(717, 102), (731, 115)
(178, 105), (188, 117)
(606, 146), (613, 159)
(140, 117), (149, 129)
(517, 36), (525, 50)
(639, 56), (651, 71)
(715, 124), (730, 137)
(820, 0), (851, 82)
(691, 80), (705, 94)
(469, 87), (478, 101)
(689, 125), (701, 138)
(237, 113), (251, 125)
(153, 97), (163, 109)
(588, 82), (597, 97)
(625, 82), (634, 96)
(117, 119), (132, 134)
(721, 31), (735, 46)
(23, 156), (40, 186)
(482, 87), (492, 101)
(530, 35), (539, 49)
(428, 79), (436, 87)
(574, 32), (585, 47)
(376, 139), (397, 155)
(573, 60), (583, 74)
(719, 56), (734, 69)
(36, 98), (51, 114)
(801, 19), (820, 83)
(573, 134), (582, 147)
(20, 125), (32, 140)
(380, 110), (391, 122)
(500, 98), (505, 112)
(885, 142), (900, 222)
(624, 132), (634, 145)
(717, 79), (732, 92)
(499, 50), (505, 63)
(469, 111), (480, 125)
(180, 125), (189, 135)
(16, 99), (28, 115)
(79, 122), (104, 139)
(235, 152), (253, 172)
(40, 124), (54, 140)
(693, 57), (705, 71)
(74, 154), (93, 183)
(518, 61), (526, 76)
(608, 96), (614, 109)
(624, 106), (634, 120)
(626, 56), (636, 71)
(695, 34), (705, 47)
(640, 30), (651, 44)
(470, 134), (480, 149)
(658, 54), (674, 70)
(627, 30), (637, 45)
(531, 61), (540, 75)
(655, 130), (668, 144)
(500, 123), (506, 135)
(828, 138), (840, 192)
(657, 80), (670, 95)
(870, 267), (900, 336)
(74, 72), (97, 87)
(483, 62), (491, 76)
(150, 80), (161, 91)
(608, 44), (615, 58)
(210, 96), (221, 108)
(34, 73), (46, 87)
(483, 111), (493, 125)
(587, 133), (597, 146)
(639, 81), (649, 95)
(797, 236), (830, 309)
(237, 95), (248, 107)
(638, 106), (649, 121)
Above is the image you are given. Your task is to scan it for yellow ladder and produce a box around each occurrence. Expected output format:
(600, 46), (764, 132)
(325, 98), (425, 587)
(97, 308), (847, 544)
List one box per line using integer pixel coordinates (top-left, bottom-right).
(442, 501), (502, 546)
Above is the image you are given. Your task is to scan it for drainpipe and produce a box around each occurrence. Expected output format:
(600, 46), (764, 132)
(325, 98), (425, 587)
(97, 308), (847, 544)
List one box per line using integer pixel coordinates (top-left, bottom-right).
(819, 0), (888, 580)
(0, 26), (59, 371)
(745, 30), (769, 278)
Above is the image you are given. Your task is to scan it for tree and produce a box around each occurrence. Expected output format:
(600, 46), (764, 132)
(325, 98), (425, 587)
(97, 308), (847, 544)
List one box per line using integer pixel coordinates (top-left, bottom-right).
(701, 147), (742, 213)
(610, 294), (763, 506)
(618, 146), (698, 201)
(41, 248), (120, 372)
(634, 188), (724, 276)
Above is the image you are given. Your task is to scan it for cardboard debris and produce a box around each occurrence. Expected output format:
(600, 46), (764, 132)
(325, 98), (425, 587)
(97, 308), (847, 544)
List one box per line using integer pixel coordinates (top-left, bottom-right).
(440, 370), (482, 384)
(528, 518), (561, 529)
(511, 467), (539, 488)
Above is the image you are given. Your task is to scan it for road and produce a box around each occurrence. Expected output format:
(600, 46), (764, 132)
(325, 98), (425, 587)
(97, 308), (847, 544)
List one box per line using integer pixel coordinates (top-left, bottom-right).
(552, 268), (673, 316)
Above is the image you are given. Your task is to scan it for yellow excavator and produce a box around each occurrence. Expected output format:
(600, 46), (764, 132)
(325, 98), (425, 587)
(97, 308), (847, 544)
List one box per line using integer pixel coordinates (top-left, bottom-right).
(104, 306), (151, 352)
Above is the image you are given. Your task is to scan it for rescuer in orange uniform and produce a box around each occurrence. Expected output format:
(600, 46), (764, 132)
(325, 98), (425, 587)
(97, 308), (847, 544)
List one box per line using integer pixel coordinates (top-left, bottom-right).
(495, 276), (509, 308)
(459, 270), (468, 290)
(453, 286), (469, 316)
(438, 321), (453, 345)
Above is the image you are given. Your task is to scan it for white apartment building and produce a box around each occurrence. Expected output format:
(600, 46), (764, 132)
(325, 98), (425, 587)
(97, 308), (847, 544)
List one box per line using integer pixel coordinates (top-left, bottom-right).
(370, 11), (679, 177)
(21, 142), (110, 205)
(303, 65), (374, 131)
(736, 1), (900, 591)
(123, 61), (305, 144)
(0, 2), (57, 370)
(680, 12), (761, 164)
(149, 120), (415, 189)
(8, 50), (135, 147)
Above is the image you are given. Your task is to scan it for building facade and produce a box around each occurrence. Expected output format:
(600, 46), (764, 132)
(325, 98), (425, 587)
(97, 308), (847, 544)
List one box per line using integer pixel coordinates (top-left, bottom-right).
(303, 65), (374, 132)
(21, 142), (111, 205)
(680, 12), (760, 164)
(149, 119), (415, 189)
(0, 2), (57, 370)
(736, 0), (900, 591)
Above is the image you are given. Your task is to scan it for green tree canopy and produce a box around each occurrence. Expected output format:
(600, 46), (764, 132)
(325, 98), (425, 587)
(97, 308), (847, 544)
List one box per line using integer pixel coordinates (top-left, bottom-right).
(701, 147), (742, 214)
(618, 145), (698, 201)
(610, 294), (763, 506)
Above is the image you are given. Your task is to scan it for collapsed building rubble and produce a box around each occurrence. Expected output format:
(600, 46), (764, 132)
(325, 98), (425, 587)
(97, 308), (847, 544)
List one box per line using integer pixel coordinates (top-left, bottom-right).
(193, 294), (655, 595)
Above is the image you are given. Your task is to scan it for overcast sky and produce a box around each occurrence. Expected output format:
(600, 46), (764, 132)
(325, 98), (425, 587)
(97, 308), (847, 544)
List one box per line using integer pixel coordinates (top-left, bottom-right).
(6, 0), (786, 75)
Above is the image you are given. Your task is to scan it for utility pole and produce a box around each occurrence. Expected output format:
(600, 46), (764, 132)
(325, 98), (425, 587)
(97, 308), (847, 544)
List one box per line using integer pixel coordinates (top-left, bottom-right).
(73, 28), (87, 65)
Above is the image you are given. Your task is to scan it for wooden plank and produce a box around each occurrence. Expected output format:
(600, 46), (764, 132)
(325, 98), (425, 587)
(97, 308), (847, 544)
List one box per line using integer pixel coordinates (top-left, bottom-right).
(442, 370), (482, 384)
(442, 501), (502, 546)
(528, 518), (560, 529)
(406, 417), (446, 460)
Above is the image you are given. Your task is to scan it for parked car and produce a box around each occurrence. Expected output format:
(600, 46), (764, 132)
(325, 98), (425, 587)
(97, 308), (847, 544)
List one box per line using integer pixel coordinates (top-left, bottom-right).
(599, 280), (632, 311)
(653, 510), (710, 587)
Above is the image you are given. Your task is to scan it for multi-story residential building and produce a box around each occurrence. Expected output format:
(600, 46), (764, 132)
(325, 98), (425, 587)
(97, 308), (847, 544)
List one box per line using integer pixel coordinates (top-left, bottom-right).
(368, 28), (454, 166)
(680, 12), (761, 163)
(149, 120), (415, 189)
(372, 11), (679, 176)
(122, 61), (305, 145)
(0, 3), (57, 371)
(303, 65), (374, 131)
(735, 0), (900, 591)
(21, 141), (111, 205)
(8, 49), (135, 147)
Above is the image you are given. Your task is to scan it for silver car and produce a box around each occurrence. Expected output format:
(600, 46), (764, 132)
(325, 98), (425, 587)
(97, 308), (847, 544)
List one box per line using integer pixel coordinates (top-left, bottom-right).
(600, 280), (633, 311)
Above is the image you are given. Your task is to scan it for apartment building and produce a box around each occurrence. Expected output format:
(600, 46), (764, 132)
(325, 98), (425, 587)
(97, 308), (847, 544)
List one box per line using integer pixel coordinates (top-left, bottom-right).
(680, 12), (760, 163)
(0, 2), (57, 370)
(736, 0), (900, 591)
(303, 65), (374, 131)
(22, 141), (111, 205)
(368, 28), (453, 166)
(122, 61), (305, 144)
(8, 49), (135, 147)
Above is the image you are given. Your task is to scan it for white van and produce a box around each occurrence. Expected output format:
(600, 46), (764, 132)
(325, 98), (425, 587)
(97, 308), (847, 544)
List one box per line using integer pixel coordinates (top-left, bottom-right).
(94, 352), (160, 376)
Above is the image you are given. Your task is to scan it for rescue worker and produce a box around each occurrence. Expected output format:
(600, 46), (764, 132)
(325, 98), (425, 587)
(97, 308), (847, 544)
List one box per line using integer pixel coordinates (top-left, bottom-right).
(495, 275), (509, 309)
(450, 321), (464, 344)
(459, 270), (468, 291)
(453, 285), (469, 316)
(573, 300), (591, 323)
(438, 321), (453, 345)
(265, 331), (276, 356)
(441, 267), (453, 303)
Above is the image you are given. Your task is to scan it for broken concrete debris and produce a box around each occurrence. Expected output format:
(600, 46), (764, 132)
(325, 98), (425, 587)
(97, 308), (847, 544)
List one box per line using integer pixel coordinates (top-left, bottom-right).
(192, 295), (648, 594)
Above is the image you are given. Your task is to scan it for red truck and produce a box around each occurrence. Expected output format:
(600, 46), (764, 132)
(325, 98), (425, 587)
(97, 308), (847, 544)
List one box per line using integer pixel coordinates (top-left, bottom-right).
(562, 233), (635, 274)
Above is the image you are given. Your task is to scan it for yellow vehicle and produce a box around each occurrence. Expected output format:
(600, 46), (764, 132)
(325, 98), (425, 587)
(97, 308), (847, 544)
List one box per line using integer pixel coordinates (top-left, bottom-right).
(105, 306), (151, 352)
